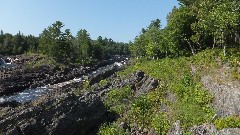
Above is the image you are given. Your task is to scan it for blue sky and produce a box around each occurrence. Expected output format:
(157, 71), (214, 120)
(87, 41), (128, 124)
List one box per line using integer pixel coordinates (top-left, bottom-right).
(0, 0), (179, 42)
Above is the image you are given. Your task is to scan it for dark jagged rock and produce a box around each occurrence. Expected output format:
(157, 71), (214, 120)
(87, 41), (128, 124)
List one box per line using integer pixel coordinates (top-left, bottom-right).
(135, 70), (145, 81)
(0, 55), (129, 96)
(110, 70), (159, 96)
(0, 100), (21, 107)
(0, 92), (112, 135)
(190, 123), (240, 135)
(168, 120), (183, 135)
(0, 56), (163, 135)
(0, 56), (130, 135)
(190, 124), (217, 135)
(201, 74), (240, 117)
(89, 64), (123, 86)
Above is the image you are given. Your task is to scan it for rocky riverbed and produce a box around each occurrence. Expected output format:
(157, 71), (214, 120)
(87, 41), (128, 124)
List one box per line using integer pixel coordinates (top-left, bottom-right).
(1, 54), (240, 135)
(0, 54), (161, 135)
(0, 55), (128, 96)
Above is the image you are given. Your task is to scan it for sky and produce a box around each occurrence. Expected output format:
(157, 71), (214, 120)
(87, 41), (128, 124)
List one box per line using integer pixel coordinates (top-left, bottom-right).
(0, 0), (179, 43)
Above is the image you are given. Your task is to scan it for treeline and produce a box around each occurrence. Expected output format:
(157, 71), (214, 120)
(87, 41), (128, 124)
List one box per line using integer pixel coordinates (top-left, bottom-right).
(0, 21), (129, 64)
(0, 31), (38, 55)
(39, 21), (129, 64)
(130, 0), (240, 58)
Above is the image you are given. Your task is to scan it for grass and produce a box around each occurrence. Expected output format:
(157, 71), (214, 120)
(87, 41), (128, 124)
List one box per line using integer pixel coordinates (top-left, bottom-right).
(98, 122), (130, 135)
(25, 54), (66, 70)
(214, 115), (240, 130)
(99, 48), (240, 134)
(104, 85), (133, 114)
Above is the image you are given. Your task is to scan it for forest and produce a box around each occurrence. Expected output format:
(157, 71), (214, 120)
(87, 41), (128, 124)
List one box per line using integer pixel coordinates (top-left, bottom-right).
(0, 21), (130, 65)
(0, 0), (239, 63)
(99, 0), (240, 134)
(130, 0), (240, 58)
(0, 0), (240, 134)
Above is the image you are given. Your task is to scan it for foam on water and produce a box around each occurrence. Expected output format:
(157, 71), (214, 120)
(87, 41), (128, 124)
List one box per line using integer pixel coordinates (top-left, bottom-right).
(0, 59), (129, 104)
(0, 97), (5, 103)
(0, 87), (50, 103)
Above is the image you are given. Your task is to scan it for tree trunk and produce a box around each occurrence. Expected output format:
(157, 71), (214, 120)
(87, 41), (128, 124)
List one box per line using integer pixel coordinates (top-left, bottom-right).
(213, 37), (215, 49)
(186, 38), (195, 55)
(223, 44), (226, 57)
(235, 31), (240, 44)
(222, 32), (226, 57)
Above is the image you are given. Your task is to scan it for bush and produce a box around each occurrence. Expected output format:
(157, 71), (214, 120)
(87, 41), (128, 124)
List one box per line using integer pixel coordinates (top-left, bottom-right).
(214, 115), (240, 130)
(101, 49), (240, 134)
(98, 122), (129, 135)
(131, 95), (152, 127)
(151, 113), (170, 134)
(105, 85), (133, 114)
(83, 80), (90, 89)
(173, 101), (214, 129)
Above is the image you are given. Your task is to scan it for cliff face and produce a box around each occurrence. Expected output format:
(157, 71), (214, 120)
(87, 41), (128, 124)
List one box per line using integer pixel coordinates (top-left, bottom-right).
(201, 64), (240, 117)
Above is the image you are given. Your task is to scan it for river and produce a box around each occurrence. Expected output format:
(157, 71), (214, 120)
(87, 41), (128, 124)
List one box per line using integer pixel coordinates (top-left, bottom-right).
(0, 60), (127, 105)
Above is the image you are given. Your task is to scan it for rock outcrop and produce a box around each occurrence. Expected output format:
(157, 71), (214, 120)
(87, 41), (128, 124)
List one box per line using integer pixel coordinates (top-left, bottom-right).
(201, 65), (240, 117)
(0, 87), (115, 135)
(0, 55), (128, 96)
(0, 52), (161, 135)
(190, 123), (240, 135)
(0, 68), (159, 135)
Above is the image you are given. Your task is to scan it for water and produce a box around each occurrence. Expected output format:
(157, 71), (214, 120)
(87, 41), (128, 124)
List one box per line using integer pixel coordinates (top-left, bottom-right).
(0, 86), (50, 103)
(0, 78), (83, 104)
(0, 57), (128, 104)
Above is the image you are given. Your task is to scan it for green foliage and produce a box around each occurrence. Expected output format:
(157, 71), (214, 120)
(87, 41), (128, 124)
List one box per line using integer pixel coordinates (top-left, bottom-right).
(99, 79), (109, 87)
(93, 36), (130, 59)
(192, 0), (239, 46)
(166, 6), (197, 55)
(73, 87), (83, 96)
(151, 113), (170, 134)
(0, 30), (38, 55)
(214, 115), (240, 130)
(105, 85), (133, 114)
(173, 102), (214, 129)
(25, 54), (66, 70)
(131, 95), (152, 127)
(83, 81), (90, 89)
(39, 21), (74, 63)
(131, 19), (172, 58)
(121, 50), (219, 132)
(0, 21), (130, 64)
(174, 74), (213, 105)
(74, 29), (92, 64)
(98, 122), (130, 135)
(132, 0), (240, 59)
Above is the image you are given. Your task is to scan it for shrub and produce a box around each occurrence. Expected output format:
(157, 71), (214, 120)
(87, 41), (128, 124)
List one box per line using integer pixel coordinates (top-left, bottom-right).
(105, 85), (133, 114)
(151, 113), (170, 134)
(99, 79), (109, 87)
(214, 115), (240, 130)
(131, 95), (152, 127)
(98, 122), (129, 135)
(173, 101), (214, 129)
(83, 80), (90, 89)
